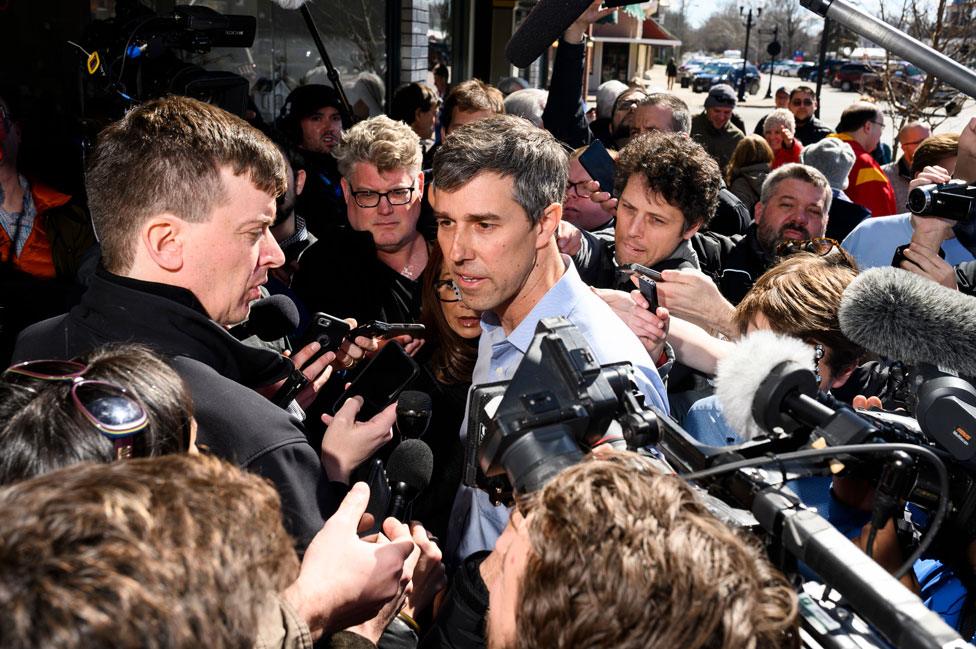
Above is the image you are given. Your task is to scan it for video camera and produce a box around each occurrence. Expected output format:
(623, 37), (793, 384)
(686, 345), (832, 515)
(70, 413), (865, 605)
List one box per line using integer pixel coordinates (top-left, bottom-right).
(466, 318), (974, 647)
(909, 179), (976, 222)
(79, 0), (256, 120)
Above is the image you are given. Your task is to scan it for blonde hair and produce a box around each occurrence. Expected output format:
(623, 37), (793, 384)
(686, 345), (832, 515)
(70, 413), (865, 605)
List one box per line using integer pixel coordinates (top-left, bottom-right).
(763, 108), (796, 135)
(333, 114), (422, 179)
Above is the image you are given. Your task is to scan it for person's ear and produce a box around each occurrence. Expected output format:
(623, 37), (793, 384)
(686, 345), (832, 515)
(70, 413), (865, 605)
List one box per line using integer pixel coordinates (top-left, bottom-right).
(143, 216), (184, 272)
(537, 202), (562, 247)
(416, 169), (425, 196)
(830, 363), (857, 389)
(294, 169), (306, 196)
(340, 177), (351, 203)
(682, 221), (702, 241)
(753, 200), (765, 225)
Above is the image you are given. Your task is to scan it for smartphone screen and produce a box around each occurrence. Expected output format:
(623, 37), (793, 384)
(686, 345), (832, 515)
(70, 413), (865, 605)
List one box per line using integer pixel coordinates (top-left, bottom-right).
(577, 140), (616, 196)
(331, 342), (420, 421)
(639, 276), (659, 312)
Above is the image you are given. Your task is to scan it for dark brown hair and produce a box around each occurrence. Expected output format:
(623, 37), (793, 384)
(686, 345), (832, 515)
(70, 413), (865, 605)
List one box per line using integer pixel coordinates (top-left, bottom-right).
(515, 451), (798, 649)
(835, 102), (882, 134)
(734, 250), (863, 376)
(86, 95), (286, 273)
(440, 79), (504, 133)
(614, 131), (721, 230)
(726, 134), (774, 185)
(0, 454), (298, 649)
(420, 245), (478, 384)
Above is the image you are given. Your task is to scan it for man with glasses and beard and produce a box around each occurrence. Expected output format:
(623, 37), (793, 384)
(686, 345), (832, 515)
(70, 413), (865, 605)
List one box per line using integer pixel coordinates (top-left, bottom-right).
(292, 115), (429, 328)
(788, 86), (834, 146)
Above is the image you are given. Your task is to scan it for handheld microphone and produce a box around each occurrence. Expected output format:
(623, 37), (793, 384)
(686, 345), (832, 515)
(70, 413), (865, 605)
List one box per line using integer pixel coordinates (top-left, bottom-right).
(396, 390), (432, 440)
(386, 439), (434, 522)
(838, 266), (976, 378)
(232, 295), (300, 342)
(505, 0), (594, 68)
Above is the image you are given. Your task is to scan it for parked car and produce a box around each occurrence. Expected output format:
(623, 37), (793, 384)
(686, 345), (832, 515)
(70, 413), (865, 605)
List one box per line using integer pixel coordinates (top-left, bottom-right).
(773, 61), (804, 76)
(692, 63), (762, 94)
(861, 62), (924, 94)
(798, 59), (847, 82)
(832, 62), (882, 91)
(678, 57), (712, 87)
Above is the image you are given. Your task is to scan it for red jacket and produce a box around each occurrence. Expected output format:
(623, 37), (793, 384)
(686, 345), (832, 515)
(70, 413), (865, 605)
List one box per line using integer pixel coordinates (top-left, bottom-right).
(0, 181), (72, 279)
(831, 133), (897, 217)
(771, 139), (803, 169)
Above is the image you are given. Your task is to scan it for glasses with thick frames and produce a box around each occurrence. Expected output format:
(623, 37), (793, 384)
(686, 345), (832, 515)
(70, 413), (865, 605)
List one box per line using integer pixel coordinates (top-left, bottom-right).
(434, 279), (463, 303)
(4, 359), (149, 459)
(565, 180), (594, 199)
(350, 185), (415, 208)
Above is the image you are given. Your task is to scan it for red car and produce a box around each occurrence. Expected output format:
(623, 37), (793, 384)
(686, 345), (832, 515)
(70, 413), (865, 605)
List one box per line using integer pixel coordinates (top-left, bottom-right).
(831, 62), (881, 91)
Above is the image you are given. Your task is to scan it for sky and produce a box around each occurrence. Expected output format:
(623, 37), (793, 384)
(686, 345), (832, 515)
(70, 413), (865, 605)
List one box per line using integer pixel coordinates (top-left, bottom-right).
(683, 0), (885, 28)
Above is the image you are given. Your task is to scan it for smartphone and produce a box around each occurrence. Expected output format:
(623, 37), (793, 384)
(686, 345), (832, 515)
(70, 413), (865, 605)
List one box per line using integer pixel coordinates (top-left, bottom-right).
(577, 140), (616, 196)
(348, 321), (426, 340)
(638, 276), (659, 312)
(331, 341), (421, 421)
(300, 312), (351, 353)
(623, 262), (663, 282)
(602, 0), (645, 6)
(359, 458), (392, 538)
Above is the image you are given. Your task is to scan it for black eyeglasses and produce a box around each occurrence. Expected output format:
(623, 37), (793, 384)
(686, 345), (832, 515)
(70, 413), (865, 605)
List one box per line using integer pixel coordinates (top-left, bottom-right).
(433, 279), (462, 303)
(775, 237), (839, 257)
(350, 185), (415, 208)
(4, 360), (149, 459)
(565, 180), (594, 199)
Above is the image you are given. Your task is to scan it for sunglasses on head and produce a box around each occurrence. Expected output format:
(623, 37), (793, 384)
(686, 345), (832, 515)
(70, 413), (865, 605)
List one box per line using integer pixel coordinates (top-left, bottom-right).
(4, 360), (150, 459)
(775, 237), (839, 257)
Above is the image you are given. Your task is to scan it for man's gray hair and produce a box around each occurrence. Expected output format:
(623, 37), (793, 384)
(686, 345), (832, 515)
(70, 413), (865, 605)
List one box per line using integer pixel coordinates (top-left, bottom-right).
(759, 163), (833, 213)
(637, 93), (692, 134)
(333, 115), (422, 179)
(431, 114), (568, 225)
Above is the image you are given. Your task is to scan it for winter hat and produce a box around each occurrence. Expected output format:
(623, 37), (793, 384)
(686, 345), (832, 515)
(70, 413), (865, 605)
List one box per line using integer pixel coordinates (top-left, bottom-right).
(801, 137), (856, 191)
(704, 84), (737, 109)
(596, 80), (628, 119)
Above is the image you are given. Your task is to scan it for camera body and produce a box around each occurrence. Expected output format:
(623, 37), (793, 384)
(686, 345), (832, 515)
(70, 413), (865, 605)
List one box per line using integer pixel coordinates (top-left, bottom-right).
(908, 179), (976, 221)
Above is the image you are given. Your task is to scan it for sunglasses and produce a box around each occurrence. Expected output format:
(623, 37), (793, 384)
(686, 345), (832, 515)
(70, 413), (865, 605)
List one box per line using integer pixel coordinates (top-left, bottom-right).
(4, 360), (149, 459)
(775, 237), (839, 257)
(790, 98), (814, 107)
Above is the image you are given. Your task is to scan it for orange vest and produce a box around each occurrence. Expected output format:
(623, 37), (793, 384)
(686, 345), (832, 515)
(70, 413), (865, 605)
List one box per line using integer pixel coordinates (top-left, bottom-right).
(0, 182), (71, 279)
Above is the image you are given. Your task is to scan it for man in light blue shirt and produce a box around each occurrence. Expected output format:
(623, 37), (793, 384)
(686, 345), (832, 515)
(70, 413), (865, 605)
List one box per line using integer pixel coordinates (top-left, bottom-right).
(429, 114), (668, 564)
(841, 212), (973, 270)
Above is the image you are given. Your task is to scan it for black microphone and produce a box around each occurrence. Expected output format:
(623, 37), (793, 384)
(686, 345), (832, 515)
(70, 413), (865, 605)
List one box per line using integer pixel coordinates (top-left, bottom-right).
(232, 294), (300, 342)
(396, 390), (432, 440)
(505, 0), (593, 68)
(386, 439), (434, 522)
(838, 266), (976, 378)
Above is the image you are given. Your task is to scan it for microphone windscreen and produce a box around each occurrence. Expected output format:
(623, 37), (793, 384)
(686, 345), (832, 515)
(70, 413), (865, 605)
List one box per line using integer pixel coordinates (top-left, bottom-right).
(839, 267), (976, 377)
(716, 330), (816, 440)
(397, 390), (432, 418)
(505, 0), (595, 68)
(247, 295), (300, 341)
(387, 439), (434, 493)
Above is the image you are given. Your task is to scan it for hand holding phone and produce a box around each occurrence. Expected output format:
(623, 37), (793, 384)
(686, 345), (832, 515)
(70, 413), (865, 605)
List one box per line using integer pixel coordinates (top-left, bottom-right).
(347, 321), (426, 340)
(638, 276), (659, 313)
(330, 342), (421, 421)
(577, 140), (616, 196)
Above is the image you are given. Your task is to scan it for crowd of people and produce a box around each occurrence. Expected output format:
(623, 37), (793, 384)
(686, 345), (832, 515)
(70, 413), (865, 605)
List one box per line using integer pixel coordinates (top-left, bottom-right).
(2, 1), (976, 646)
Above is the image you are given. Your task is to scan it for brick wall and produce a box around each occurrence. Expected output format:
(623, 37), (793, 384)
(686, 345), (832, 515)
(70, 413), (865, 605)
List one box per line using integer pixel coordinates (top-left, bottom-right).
(401, 0), (430, 84)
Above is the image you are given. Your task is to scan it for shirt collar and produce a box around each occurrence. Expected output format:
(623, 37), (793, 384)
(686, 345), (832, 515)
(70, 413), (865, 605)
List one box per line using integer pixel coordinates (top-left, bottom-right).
(481, 255), (581, 355)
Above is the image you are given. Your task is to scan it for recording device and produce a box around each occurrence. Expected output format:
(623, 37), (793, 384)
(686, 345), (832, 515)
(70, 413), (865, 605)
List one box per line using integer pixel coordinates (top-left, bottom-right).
(360, 458), (392, 538)
(505, 0), (593, 68)
(638, 276), (659, 312)
(298, 312), (352, 368)
(348, 321), (426, 340)
(622, 262), (663, 282)
(464, 317), (664, 503)
(331, 342), (420, 421)
(908, 180), (976, 222)
(839, 266), (976, 379)
(396, 391), (433, 440)
(231, 295), (300, 342)
(386, 439), (434, 522)
(81, 1), (256, 119)
(577, 140), (617, 196)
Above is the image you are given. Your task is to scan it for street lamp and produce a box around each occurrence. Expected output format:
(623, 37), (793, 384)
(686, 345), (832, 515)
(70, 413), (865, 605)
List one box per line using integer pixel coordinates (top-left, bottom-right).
(759, 24), (781, 99)
(738, 6), (761, 102)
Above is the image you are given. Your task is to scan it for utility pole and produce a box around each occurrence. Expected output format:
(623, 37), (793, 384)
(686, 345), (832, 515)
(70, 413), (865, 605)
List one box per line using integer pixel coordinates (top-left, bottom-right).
(738, 6), (761, 102)
(760, 24), (780, 99)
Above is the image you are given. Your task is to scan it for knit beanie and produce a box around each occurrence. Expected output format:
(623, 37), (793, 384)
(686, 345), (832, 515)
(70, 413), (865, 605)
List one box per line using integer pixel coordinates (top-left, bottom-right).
(704, 84), (737, 109)
(801, 137), (856, 191)
(596, 80), (628, 119)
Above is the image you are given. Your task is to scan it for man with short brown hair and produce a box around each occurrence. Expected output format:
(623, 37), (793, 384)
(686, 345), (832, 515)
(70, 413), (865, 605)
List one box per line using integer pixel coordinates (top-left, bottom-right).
(485, 452), (798, 649)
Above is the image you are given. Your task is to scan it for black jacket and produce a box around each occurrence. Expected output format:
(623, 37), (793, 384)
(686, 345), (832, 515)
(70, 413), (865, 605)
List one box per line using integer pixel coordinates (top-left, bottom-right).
(12, 270), (345, 552)
(296, 149), (348, 238)
(293, 226), (424, 327)
(541, 38), (592, 149)
(697, 225), (774, 305)
(825, 191), (872, 242)
(794, 116), (834, 146)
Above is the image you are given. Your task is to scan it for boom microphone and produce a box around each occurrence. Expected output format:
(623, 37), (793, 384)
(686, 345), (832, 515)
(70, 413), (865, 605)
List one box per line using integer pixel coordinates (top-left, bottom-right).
(716, 330), (819, 441)
(232, 295), (300, 342)
(386, 439), (434, 522)
(505, 0), (594, 68)
(838, 267), (976, 378)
